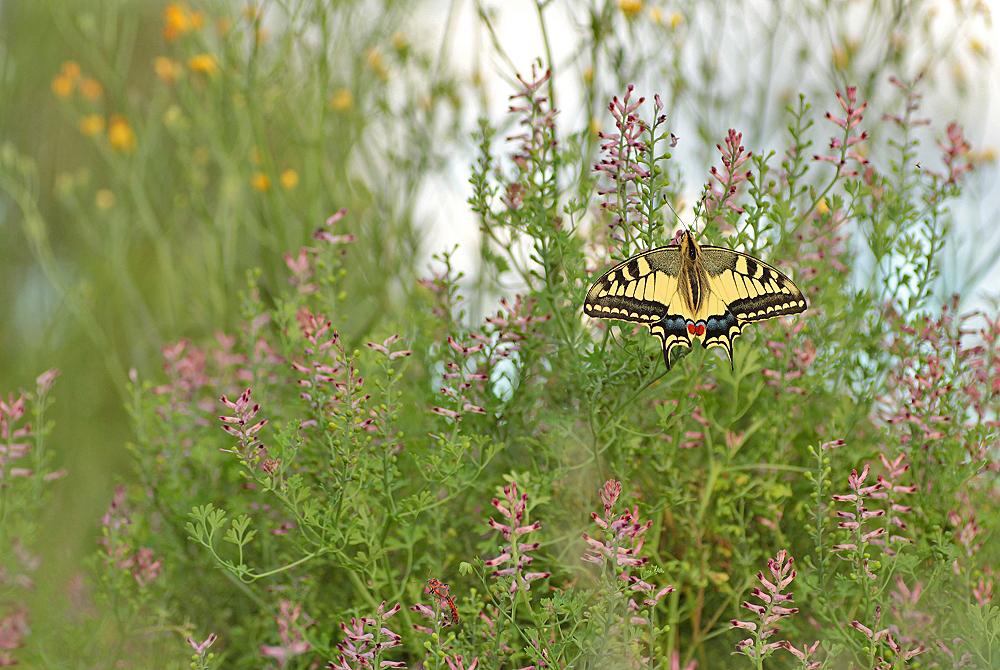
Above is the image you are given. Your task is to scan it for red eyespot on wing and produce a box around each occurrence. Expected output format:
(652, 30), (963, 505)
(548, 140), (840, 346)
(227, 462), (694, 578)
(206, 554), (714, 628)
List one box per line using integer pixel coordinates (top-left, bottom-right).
(686, 321), (707, 336)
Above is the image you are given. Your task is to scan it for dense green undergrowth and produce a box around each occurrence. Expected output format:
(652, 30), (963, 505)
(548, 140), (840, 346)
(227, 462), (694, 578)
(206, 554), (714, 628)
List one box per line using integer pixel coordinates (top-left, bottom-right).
(2, 1), (999, 669)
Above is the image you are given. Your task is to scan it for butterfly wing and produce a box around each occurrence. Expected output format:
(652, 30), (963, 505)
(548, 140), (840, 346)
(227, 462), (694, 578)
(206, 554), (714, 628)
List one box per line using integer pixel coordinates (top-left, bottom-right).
(583, 247), (695, 370)
(696, 245), (808, 363)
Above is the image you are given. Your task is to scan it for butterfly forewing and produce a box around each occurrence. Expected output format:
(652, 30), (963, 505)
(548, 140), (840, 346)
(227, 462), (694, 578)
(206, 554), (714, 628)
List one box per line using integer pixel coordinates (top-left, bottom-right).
(584, 232), (807, 370)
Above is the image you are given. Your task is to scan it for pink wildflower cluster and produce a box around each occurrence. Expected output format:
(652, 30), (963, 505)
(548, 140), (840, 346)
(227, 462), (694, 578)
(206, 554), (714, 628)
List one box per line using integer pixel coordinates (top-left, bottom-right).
(814, 86), (869, 177)
(97, 485), (164, 587)
(285, 208), (357, 295)
(702, 129), (752, 221)
(290, 309), (372, 432)
(583, 481), (672, 621)
(594, 85), (655, 240)
(430, 335), (488, 421)
(260, 600), (311, 667)
(218, 388), (268, 466)
(0, 370), (65, 485)
(471, 295), (552, 364)
(328, 601), (404, 670)
(507, 66), (557, 181)
(761, 323), (816, 396)
(484, 482), (550, 596)
(880, 299), (1000, 466)
(731, 550), (820, 667)
(830, 459), (915, 562)
(849, 606), (928, 666)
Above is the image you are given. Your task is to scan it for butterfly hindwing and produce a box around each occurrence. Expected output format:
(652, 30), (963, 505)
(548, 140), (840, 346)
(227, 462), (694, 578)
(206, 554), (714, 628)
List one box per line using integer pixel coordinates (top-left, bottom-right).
(585, 232), (807, 370)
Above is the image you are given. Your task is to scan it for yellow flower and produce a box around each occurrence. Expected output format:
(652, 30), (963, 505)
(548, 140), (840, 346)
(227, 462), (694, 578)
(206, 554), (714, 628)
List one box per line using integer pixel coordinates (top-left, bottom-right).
(619, 0), (643, 19)
(669, 11), (683, 29)
(154, 57), (182, 83)
(61, 61), (81, 80)
(392, 31), (408, 54)
(817, 198), (829, 215)
(832, 45), (849, 70)
(79, 78), (103, 100)
(51, 75), (74, 98)
(107, 114), (137, 153)
(366, 47), (388, 81)
(331, 88), (353, 111)
(95, 189), (115, 210)
(188, 54), (218, 76)
(280, 169), (299, 190)
(650, 7), (662, 24)
(79, 114), (105, 136)
(163, 2), (201, 41)
(251, 173), (271, 192)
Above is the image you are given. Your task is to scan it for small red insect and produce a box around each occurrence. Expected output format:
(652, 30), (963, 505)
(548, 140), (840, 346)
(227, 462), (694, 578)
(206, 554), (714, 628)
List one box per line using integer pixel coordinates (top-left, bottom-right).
(444, 595), (460, 625)
(426, 578), (460, 625)
(426, 578), (450, 599)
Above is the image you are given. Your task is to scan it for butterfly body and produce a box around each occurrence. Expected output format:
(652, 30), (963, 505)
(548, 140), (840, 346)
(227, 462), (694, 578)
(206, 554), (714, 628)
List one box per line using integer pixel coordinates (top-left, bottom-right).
(585, 231), (807, 369)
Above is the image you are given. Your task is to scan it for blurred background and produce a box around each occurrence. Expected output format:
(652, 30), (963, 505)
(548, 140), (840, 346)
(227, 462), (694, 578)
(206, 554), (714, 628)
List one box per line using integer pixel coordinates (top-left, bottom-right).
(1, 0), (999, 623)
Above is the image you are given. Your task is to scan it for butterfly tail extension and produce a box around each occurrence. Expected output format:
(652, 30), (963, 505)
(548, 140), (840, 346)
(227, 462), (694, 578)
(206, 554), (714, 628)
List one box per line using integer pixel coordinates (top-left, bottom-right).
(649, 317), (692, 372)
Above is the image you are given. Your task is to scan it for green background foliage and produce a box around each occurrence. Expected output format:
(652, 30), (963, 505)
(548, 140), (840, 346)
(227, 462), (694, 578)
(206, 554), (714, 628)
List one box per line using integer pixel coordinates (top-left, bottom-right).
(1, 0), (999, 668)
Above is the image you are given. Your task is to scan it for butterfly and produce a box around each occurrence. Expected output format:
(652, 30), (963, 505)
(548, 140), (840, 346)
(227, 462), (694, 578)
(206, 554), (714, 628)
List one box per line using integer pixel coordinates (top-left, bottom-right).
(584, 231), (807, 370)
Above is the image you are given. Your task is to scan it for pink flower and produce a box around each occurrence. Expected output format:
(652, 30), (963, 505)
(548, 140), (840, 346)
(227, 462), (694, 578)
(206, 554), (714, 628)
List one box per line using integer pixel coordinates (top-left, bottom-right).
(261, 601), (311, 667)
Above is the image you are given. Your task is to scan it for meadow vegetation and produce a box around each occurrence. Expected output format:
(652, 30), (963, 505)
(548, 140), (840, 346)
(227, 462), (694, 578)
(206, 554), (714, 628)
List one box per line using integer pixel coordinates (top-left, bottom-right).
(1, 1), (998, 668)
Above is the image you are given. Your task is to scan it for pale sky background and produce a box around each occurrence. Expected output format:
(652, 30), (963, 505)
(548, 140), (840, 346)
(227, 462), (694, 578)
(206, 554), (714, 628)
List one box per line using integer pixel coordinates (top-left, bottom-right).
(409, 0), (1000, 314)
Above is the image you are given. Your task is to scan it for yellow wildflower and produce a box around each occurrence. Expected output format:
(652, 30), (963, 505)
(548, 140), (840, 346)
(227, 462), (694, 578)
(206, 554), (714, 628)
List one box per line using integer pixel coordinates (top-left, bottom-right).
(79, 78), (103, 100)
(669, 10), (683, 29)
(61, 61), (81, 80)
(832, 45), (849, 70)
(79, 114), (105, 136)
(154, 57), (183, 83)
(95, 189), (115, 210)
(280, 169), (299, 190)
(619, 0), (643, 19)
(251, 173), (271, 192)
(366, 47), (388, 81)
(392, 31), (408, 54)
(51, 75), (74, 98)
(163, 2), (201, 41)
(331, 88), (353, 111)
(650, 7), (662, 24)
(107, 114), (137, 153)
(816, 198), (829, 215)
(188, 54), (218, 76)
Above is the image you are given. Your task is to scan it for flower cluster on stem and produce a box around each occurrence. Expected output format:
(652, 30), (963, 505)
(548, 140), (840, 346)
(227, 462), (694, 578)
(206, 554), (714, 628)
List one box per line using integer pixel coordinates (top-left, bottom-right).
(731, 550), (819, 669)
(327, 602), (404, 670)
(218, 388), (268, 467)
(483, 482), (550, 596)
